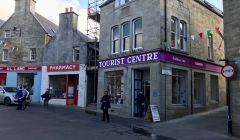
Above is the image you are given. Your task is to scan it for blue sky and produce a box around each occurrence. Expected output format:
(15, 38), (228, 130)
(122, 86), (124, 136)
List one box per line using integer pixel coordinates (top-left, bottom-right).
(206, 0), (223, 11)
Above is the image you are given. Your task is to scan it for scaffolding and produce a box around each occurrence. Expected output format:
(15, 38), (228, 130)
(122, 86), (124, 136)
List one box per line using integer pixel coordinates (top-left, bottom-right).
(87, 0), (105, 104)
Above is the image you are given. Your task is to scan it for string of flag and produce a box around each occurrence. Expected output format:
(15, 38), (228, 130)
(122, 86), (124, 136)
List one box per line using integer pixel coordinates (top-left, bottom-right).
(161, 27), (223, 48)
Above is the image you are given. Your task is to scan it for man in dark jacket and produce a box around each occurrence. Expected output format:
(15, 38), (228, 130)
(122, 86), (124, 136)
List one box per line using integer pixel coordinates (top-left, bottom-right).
(101, 91), (111, 122)
(41, 88), (51, 106)
(16, 86), (24, 110)
(137, 91), (145, 117)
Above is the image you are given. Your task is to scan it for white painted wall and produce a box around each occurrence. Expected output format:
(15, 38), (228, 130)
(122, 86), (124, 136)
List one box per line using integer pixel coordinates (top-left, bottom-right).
(40, 65), (87, 107)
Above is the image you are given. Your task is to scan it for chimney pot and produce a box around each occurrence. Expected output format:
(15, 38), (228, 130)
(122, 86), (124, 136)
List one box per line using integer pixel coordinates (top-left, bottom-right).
(65, 8), (68, 12)
(70, 7), (73, 12)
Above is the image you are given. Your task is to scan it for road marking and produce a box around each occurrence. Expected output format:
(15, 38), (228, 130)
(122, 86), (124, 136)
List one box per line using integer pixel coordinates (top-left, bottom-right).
(0, 108), (13, 111)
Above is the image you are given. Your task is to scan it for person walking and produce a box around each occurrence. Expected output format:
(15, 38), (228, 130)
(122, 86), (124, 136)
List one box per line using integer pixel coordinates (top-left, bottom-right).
(101, 91), (111, 122)
(41, 88), (51, 106)
(16, 86), (24, 110)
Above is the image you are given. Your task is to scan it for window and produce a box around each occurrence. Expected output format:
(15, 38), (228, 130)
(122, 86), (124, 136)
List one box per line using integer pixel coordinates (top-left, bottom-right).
(49, 75), (66, 99)
(180, 21), (187, 51)
(111, 26), (120, 54)
(133, 18), (142, 49)
(105, 70), (124, 105)
(115, 0), (130, 7)
(2, 49), (8, 61)
(171, 17), (178, 48)
(73, 46), (80, 61)
(208, 34), (213, 59)
(210, 75), (219, 102)
(172, 69), (187, 105)
(194, 73), (205, 105)
(121, 22), (130, 52)
(4, 30), (11, 38)
(30, 48), (36, 61)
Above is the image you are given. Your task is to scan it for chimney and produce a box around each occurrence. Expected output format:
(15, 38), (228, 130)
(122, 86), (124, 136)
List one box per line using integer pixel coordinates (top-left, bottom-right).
(59, 8), (79, 31)
(15, 0), (36, 14)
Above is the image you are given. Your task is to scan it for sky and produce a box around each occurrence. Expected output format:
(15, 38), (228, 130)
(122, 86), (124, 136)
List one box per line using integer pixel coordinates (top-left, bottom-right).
(0, 0), (223, 33)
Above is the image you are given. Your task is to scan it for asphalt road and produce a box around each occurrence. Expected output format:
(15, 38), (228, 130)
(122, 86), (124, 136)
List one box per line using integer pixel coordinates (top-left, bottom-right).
(0, 105), (152, 140)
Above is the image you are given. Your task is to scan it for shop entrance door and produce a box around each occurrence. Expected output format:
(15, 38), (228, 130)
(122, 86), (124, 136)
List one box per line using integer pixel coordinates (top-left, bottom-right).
(66, 75), (79, 106)
(0, 73), (6, 86)
(133, 70), (143, 117)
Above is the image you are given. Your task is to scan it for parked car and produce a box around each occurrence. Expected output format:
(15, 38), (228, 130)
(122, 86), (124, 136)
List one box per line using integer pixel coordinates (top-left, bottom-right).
(0, 86), (18, 106)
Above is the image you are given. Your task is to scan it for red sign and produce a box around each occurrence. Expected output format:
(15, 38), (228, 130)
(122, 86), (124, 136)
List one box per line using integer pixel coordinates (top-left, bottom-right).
(0, 66), (41, 71)
(47, 64), (79, 72)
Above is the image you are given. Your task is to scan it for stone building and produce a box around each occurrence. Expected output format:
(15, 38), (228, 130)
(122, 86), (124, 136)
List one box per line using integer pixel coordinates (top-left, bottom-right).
(0, 19), (4, 27)
(41, 8), (91, 107)
(0, 0), (57, 103)
(223, 0), (240, 137)
(98, 0), (226, 120)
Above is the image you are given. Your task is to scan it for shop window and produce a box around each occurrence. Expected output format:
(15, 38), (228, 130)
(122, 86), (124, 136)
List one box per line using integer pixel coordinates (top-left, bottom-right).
(105, 70), (124, 105)
(2, 49), (8, 62)
(49, 75), (66, 99)
(194, 73), (205, 105)
(111, 26), (120, 54)
(121, 22), (130, 52)
(72, 46), (80, 62)
(133, 18), (142, 49)
(210, 75), (219, 102)
(30, 48), (36, 61)
(172, 69), (187, 105)
(208, 34), (213, 59)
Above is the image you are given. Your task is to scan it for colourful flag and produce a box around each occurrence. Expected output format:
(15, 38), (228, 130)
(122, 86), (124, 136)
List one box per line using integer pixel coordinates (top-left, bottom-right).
(190, 35), (195, 40)
(215, 27), (220, 33)
(207, 29), (212, 37)
(184, 37), (188, 42)
(198, 32), (203, 39)
(169, 40), (174, 46)
(177, 38), (180, 44)
(163, 41), (168, 47)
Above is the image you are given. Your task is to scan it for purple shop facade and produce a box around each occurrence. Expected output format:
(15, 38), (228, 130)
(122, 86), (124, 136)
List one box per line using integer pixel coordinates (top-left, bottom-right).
(98, 49), (222, 73)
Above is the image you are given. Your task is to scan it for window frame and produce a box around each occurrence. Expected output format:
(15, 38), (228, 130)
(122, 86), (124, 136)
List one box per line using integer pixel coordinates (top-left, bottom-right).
(2, 49), (9, 62)
(121, 22), (130, 52)
(4, 30), (11, 38)
(133, 18), (142, 50)
(29, 48), (37, 61)
(171, 17), (178, 49)
(72, 46), (80, 62)
(115, 0), (131, 7)
(111, 26), (120, 54)
(207, 34), (213, 59)
(179, 20), (187, 51)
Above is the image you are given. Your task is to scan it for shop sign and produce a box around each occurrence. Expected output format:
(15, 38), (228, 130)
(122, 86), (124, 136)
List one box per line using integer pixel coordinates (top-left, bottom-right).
(99, 49), (223, 73)
(47, 64), (79, 72)
(0, 66), (41, 71)
(150, 105), (160, 122)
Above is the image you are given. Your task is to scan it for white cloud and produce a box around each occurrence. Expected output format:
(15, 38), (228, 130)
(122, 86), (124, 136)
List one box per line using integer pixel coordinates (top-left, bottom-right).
(0, 0), (88, 33)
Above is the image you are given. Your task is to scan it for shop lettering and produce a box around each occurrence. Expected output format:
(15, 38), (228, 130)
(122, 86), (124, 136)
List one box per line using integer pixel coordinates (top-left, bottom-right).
(194, 62), (204, 67)
(49, 65), (77, 71)
(7, 67), (25, 71)
(173, 56), (187, 63)
(99, 52), (159, 68)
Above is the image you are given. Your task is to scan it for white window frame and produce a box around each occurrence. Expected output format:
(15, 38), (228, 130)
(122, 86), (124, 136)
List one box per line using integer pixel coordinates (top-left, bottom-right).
(2, 49), (8, 62)
(121, 22), (130, 52)
(180, 20), (187, 51)
(133, 18), (142, 50)
(115, 0), (131, 7)
(72, 46), (80, 62)
(111, 26), (120, 54)
(4, 30), (11, 38)
(30, 48), (37, 61)
(208, 34), (213, 59)
(171, 17), (178, 49)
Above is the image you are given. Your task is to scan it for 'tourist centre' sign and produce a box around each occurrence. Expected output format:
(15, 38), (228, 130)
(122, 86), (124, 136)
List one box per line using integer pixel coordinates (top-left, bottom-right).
(98, 50), (222, 73)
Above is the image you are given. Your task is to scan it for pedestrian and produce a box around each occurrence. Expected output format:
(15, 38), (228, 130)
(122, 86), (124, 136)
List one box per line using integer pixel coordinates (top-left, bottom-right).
(101, 91), (111, 122)
(16, 86), (24, 110)
(41, 88), (51, 106)
(137, 91), (145, 117)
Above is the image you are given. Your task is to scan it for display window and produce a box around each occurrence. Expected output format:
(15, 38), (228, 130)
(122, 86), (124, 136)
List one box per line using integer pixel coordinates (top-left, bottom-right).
(49, 75), (66, 99)
(105, 70), (124, 105)
(0, 73), (6, 86)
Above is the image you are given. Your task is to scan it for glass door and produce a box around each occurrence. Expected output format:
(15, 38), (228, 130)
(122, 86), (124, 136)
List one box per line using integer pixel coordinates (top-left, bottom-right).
(133, 70), (143, 117)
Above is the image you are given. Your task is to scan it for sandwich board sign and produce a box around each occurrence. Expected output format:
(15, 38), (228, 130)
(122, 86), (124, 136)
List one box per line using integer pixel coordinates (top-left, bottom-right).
(150, 105), (160, 122)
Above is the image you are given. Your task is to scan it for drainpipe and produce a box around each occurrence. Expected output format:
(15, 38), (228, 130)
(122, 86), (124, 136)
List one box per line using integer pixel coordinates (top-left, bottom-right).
(164, 0), (167, 121)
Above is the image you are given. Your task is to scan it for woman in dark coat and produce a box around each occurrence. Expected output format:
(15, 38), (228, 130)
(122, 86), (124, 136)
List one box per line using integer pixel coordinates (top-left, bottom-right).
(101, 91), (111, 122)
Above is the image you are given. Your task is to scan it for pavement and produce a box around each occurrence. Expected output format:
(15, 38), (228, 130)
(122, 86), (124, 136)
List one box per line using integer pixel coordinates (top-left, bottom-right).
(0, 104), (239, 140)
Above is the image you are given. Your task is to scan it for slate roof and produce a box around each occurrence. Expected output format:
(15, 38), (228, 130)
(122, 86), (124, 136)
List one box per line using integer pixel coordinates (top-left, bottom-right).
(34, 12), (58, 37)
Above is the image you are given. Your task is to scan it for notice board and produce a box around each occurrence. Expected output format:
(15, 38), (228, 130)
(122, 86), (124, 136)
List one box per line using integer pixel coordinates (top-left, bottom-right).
(144, 105), (160, 122)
